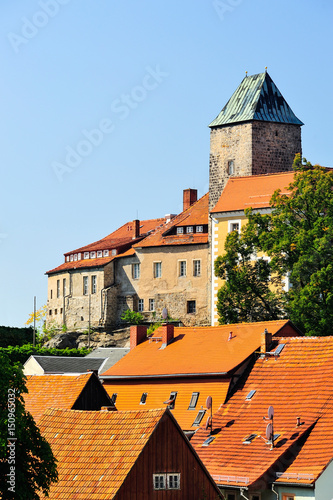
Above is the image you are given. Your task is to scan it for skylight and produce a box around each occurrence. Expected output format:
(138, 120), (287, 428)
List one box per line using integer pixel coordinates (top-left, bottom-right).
(275, 344), (286, 355)
(188, 392), (199, 409)
(192, 410), (206, 427)
(202, 436), (215, 447)
(140, 392), (147, 405)
(243, 433), (257, 444)
(245, 389), (256, 401)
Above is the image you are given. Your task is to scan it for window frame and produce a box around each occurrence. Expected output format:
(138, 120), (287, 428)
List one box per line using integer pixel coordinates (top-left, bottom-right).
(193, 259), (201, 277)
(153, 474), (166, 490)
(103, 249), (109, 257)
(227, 159), (235, 175)
(132, 263), (140, 280)
(196, 225), (203, 233)
(138, 298), (144, 312)
(188, 392), (200, 409)
(84, 252), (89, 259)
(83, 276), (88, 296)
(186, 226), (194, 234)
(179, 260), (187, 277)
(192, 409), (206, 426)
(56, 280), (60, 298)
(228, 219), (241, 234)
(187, 300), (196, 314)
(167, 473), (180, 490)
(149, 298), (155, 312)
(97, 250), (102, 258)
(176, 227), (184, 234)
(91, 275), (97, 294)
(153, 261), (162, 279)
(140, 392), (147, 405)
(90, 251), (96, 259)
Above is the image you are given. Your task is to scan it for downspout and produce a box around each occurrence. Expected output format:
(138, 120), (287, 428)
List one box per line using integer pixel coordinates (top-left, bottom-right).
(240, 488), (249, 500)
(271, 484), (279, 500)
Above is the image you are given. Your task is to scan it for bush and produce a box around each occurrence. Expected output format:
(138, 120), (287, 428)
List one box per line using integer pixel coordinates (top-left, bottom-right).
(121, 310), (143, 325)
(0, 344), (90, 365)
(0, 325), (33, 347)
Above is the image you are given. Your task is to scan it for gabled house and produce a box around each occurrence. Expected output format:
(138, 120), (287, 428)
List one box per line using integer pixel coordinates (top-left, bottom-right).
(23, 354), (108, 375)
(100, 320), (300, 433)
(24, 372), (113, 422)
(85, 347), (130, 372)
(37, 407), (222, 499)
(132, 190), (209, 325)
(210, 171), (295, 325)
(191, 336), (333, 500)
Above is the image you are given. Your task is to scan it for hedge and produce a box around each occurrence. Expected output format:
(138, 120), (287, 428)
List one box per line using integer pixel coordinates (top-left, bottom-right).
(0, 344), (90, 365)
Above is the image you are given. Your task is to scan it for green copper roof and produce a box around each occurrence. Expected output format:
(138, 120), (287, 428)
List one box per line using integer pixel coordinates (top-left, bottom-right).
(209, 72), (303, 127)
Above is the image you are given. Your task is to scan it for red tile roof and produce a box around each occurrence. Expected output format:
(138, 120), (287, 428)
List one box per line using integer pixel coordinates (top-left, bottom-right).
(134, 193), (209, 248)
(24, 373), (92, 422)
(38, 408), (166, 499)
(101, 320), (297, 378)
(46, 218), (167, 275)
(191, 336), (333, 488)
(211, 172), (295, 213)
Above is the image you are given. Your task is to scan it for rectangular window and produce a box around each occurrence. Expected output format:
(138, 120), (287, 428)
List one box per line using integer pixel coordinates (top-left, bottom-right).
(186, 226), (193, 233)
(140, 393), (147, 404)
(78, 253), (81, 260)
(132, 263), (140, 279)
(50, 290), (53, 299)
(188, 392), (199, 409)
(74, 254), (77, 261)
(166, 391), (177, 409)
(192, 410), (206, 426)
(153, 262), (162, 278)
(167, 473), (180, 490)
(228, 220), (241, 233)
(193, 260), (201, 277)
(196, 225), (203, 232)
(228, 160), (234, 175)
(187, 300), (196, 314)
(97, 250), (102, 258)
(153, 474), (166, 490)
(66, 256), (69, 262)
(91, 275), (97, 294)
(49, 310), (52, 316)
(57, 280), (60, 298)
(54, 309), (57, 315)
(111, 249), (117, 256)
(176, 227), (184, 234)
(103, 249), (109, 257)
(90, 251), (96, 259)
(70, 254), (73, 262)
(83, 276), (88, 295)
(63, 278), (66, 296)
(149, 299), (155, 311)
(84, 252), (89, 259)
(179, 260), (186, 277)
(138, 299), (144, 312)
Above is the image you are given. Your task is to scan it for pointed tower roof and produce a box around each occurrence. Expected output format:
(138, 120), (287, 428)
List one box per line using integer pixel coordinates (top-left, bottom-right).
(209, 71), (303, 127)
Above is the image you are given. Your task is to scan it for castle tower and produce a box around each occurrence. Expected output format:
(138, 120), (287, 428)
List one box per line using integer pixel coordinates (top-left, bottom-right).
(209, 71), (303, 209)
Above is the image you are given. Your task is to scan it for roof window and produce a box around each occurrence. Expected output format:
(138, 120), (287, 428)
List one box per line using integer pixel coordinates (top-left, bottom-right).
(140, 393), (147, 405)
(164, 391), (177, 409)
(97, 251), (102, 258)
(188, 392), (199, 409)
(202, 436), (215, 446)
(245, 389), (256, 401)
(77, 253), (81, 260)
(192, 410), (206, 427)
(274, 344), (286, 356)
(103, 249), (109, 257)
(243, 433), (257, 444)
(84, 252), (89, 259)
(90, 251), (96, 259)
(111, 249), (117, 256)
(111, 393), (117, 405)
(74, 254), (77, 261)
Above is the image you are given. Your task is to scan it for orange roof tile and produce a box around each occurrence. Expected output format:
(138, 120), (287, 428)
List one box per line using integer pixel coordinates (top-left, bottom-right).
(101, 320), (296, 378)
(46, 255), (116, 274)
(211, 172), (295, 213)
(134, 193), (209, 248)
(38, 408), (165, 499)
(24, 373), (92, 422)
(103, 378), (230, 431)
(191, 336), (333, 488)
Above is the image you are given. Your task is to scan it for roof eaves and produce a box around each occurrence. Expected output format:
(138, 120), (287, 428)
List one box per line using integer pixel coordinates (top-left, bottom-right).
(100, 371), (228, 380)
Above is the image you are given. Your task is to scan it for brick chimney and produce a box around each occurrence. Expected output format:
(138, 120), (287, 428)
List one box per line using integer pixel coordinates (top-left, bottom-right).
(130, 325), (147, 350)
(261, 328), (272, 354)
(183, 189), (197, 211)
(132, 219), (140, 239)
(161, 324), (174, 348)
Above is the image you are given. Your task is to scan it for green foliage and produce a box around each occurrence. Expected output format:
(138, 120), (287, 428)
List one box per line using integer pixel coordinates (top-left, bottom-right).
(215, 157), (333, 335)
(0, 326), (34, 348)
(214, 230), (286, 324)
(0, 344), (90, 366)
(121, 309), (144, 325)
(0, 353), (58, 499)
(147, 322), (162, 336)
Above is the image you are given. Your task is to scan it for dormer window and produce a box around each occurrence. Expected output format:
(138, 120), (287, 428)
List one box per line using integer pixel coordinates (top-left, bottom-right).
(74, 254), (77, 261)
(186, 226), (193, 234)
(111, 249), (117, 256)
(78, 253), (81, 260)
(97, 251), (102, 258)
(90, 251), (96, 259)
(196, 225), (203, 233)
(70, 255), (73, 262)
(176, 227), (184, 234)
(66, 256), (69, 262)
(103, 250), (109, 257)
(84, 252), (89, 259)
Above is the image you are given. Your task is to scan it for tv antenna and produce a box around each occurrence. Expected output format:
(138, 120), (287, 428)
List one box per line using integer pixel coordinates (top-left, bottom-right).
(263, 405), (274, 449)
(205, 396), (213, 434)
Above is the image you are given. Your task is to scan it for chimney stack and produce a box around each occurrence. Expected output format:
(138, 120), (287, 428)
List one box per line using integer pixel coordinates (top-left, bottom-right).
(133, 219), (140, 239)
(183, 189), (197, 211)
(261, 328), (272, 354)
(161, 324), (174, 348)
(130, 325), (147, 350)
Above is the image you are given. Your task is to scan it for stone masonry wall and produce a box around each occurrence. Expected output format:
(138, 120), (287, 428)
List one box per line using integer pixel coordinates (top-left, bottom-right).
(251, 121), (302, 175)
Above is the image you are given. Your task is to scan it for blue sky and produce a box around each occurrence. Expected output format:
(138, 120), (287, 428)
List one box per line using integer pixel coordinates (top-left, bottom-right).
(0, 0), (332, 327)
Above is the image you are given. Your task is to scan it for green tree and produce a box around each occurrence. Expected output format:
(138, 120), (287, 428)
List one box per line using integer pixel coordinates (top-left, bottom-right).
(215, 155), (333, 336)
(0, 354), (57, 499)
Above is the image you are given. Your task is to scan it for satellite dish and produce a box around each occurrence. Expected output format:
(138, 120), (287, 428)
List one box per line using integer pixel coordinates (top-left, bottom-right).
(205, 416), (212, 431)
(268, 406), (274, 420)
(266, 422), (273, 440)
(162, 308), (168, 320)
(206, 396), (212, 410)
